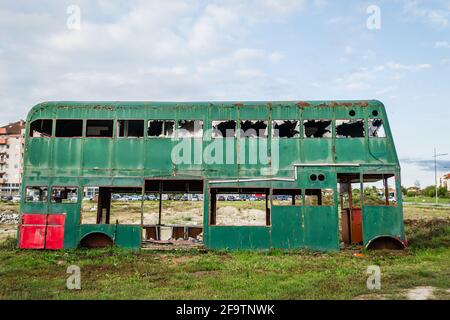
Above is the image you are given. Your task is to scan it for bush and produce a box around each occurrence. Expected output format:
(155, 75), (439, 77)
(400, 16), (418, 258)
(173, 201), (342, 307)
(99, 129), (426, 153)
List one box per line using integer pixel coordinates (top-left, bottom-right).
(0, 237), (17, 250)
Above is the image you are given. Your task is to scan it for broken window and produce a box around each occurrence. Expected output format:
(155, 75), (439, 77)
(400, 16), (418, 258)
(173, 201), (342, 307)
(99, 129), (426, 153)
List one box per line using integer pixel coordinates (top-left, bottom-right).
(25, 186), (48, 202)
(321, 189), (334, 206)
(212, 120), (237, 138)
(368, 119), (386, 138)
(55, 120), (83, 138)
(210, 188), (270, 226)
(363, 174), (396, 206)
(81, 187), (99, 224)
(303, 120), (332, 138)
(51, 187), (78, 203)
(305, 189), (334, 206)
(240, 120), (268, 137)
(272, 189), (302, 206)
(272, 120), (300, 138)
(117, 120), (144, 138)
(147, 120), (175, 138)
(86, 120), (114, 137)
(336, 119), (365, 138)
(177, 120), (203, 138)
(29, 119), (53, 138)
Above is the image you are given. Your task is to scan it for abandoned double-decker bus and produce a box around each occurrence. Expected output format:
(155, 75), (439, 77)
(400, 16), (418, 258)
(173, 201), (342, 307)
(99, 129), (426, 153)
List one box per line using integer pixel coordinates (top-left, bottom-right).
(18, 100), (406, 251)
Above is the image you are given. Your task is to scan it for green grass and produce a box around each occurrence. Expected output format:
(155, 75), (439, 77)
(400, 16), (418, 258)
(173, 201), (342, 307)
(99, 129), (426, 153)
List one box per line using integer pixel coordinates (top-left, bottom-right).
(0, 219), (449, 300)
(403, 196), (450, 205)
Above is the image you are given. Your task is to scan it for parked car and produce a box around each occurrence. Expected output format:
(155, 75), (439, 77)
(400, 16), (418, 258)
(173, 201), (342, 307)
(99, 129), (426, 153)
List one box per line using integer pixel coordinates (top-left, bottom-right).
(12, 196), (21, 202)
(217, 195), (225, 201)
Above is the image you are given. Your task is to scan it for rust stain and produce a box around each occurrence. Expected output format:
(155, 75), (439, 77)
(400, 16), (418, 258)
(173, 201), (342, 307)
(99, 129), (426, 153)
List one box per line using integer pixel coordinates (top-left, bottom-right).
(296, 101), (310, 107)
(330, 101), (353, 107)
(355, 101), (369, 107)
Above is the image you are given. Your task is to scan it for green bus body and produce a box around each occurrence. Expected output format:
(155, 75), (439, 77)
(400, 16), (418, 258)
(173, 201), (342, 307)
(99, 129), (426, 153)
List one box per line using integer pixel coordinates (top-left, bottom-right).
(19, 100), (404, 251)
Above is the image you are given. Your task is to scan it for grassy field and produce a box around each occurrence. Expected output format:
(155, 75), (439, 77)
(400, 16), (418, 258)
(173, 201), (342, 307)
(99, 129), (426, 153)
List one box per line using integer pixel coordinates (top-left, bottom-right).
(403, 196), (450, 204)
(0, 201), (449, 300)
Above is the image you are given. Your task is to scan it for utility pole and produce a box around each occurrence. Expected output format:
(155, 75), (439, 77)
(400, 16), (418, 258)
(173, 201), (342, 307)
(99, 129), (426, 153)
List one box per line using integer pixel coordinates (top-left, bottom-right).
(433, 148), (448, 205)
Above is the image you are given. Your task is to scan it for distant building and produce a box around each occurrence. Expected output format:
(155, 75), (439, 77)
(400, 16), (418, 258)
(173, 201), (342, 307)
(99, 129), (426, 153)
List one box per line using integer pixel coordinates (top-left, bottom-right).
(0, 121), (25, 196)
(440, 173), (450, 191)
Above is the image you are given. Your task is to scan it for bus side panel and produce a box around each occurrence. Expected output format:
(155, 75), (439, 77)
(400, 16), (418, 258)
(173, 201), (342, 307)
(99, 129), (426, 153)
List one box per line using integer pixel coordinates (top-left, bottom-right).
(362, 206), (404, 244)
(303, 206), (339, 251)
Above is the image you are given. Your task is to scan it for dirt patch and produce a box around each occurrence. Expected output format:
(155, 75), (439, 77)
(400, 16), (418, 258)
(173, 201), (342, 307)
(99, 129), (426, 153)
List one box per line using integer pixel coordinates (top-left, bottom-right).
(215, 206), (266, 226)
(406, 286), (435, 300)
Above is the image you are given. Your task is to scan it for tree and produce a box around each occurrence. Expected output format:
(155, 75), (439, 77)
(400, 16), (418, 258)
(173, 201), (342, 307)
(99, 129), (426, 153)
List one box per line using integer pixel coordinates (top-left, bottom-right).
(401, 186), (407, 196)
(422, 185), (449, 198)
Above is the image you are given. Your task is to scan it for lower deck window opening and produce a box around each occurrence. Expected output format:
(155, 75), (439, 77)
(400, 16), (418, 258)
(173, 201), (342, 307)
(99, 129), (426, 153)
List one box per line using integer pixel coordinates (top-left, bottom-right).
(25, 186), (48, 202)
(210, 188), (270, 226)
(305, 189), (334, 206)
(51, 187), (78, 203)
(272, 189), (302, 206)
(363, 174), (396, 206)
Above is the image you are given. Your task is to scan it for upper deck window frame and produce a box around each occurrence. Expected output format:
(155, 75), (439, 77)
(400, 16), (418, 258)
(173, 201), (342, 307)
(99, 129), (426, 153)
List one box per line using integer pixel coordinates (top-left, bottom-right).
(303, 119), (333, 139)
(335, 118), (366, 138)
(177, 120), (204, 138)
(211, 120), (238, 138)
(55, 119), (84, 138)
(239, 120), (269, 138)
(117, 119), (145, 138)
(147, 119), (175, 138)
(368, 118), (386, 138)
(272, 120), (301, 138)
(86, 119), (114, 138)
(29, 119), (53, 138)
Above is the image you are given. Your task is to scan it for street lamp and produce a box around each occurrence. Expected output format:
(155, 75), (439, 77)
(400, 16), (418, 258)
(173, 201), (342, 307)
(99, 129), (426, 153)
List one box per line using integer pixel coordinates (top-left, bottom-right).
(433, 148), (448, 205)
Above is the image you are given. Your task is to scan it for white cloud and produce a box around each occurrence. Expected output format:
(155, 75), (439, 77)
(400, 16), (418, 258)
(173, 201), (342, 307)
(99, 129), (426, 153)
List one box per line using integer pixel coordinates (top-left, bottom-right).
(0, 0), (314, 123)
(263, 0), (306, 14)
(385, 61), (432, 71)
(403, 0), (449, 28)
(435, 41), (450, 48)
(333, 60), (432, 91)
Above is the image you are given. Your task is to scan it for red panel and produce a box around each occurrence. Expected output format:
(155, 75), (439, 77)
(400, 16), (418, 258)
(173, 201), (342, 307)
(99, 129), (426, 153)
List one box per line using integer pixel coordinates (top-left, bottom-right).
(45, 225), (65, 250)
(19, 225), (46, 249)
(351, 208), (363, 243)
(47, 214), (65, 226)
(22, 214), (47, 225)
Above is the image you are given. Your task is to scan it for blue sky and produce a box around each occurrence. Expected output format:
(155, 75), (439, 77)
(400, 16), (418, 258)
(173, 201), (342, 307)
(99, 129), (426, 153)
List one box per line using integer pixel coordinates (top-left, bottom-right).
(0, 0), (449, 186)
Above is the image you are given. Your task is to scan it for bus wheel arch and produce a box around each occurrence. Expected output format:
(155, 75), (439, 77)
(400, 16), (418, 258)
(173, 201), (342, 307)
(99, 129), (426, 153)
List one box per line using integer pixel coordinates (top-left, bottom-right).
(365, 235), (406, 250)
(79, 232), (113, 248)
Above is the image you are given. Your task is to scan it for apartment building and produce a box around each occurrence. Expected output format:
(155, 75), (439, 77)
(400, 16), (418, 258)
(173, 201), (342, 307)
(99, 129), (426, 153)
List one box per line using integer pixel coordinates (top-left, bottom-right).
(0, 121), (25, 196)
